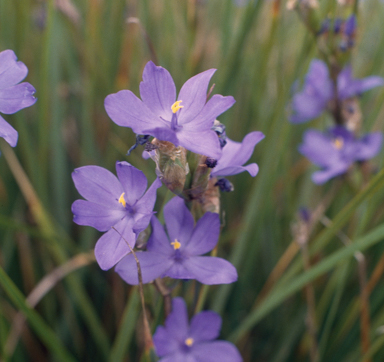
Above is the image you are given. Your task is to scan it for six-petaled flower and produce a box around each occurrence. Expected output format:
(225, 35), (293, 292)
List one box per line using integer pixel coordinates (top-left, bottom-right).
(289, 59), (383, 124)
(0, 50), (36, 147)
(71, 161), (161, 270)
(104, 61), (235, 159)
(153, 297), (242, 362)
(299, 126), (382, 184)
(115, 196), (238, 285)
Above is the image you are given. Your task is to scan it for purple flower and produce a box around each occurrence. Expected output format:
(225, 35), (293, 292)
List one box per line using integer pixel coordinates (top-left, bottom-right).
(115, 197), (237, 285)
(211, 131), (264, 177)
(299, 126), (382, 184)
(104, 61), (235, 159)
(153, 297), (242, 362)
(0, 50), (36, 147)
(71, 161), (162, 270)
(289, 59), (383, 123)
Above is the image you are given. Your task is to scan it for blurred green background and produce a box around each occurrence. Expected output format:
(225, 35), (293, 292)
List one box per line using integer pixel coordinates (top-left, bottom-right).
(2, 0), (384, 361)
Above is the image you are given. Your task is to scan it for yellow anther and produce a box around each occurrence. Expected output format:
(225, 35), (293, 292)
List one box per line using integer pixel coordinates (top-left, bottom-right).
(118, 192), (126, 207)
(333, 137), (344, 150)
(171, 239), (181, 250)
(171, 100), (183, 113)
(185, 337), (194, 347)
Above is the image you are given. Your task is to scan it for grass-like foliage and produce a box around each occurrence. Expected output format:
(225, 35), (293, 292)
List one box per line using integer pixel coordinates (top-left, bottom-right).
(2, 0), (384, 361)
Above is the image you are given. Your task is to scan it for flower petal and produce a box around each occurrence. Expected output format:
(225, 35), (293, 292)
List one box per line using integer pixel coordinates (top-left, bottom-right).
(298, 129), (339, 167)
(159, 353), (196, 362)
(0, 114), (18, 147)
(183, 256), (237, 285)
(164, 260), (198, 280)
(115, 251), (172, 284)
(177, 129), (222, 159)
(0, 82), (36, 114)
(115, 161), (147, 205)
(164, 197), (194, 246)
(72, 165), (124, 208)
(212, 131), (264, 177)
(104, 90), (166, 134)
(139, 61), (176, 120)
(94, 217), (136, 270)
(192, 341), (242, 362)
(311, 163), (349, 184)
(165, 298), (189, 340)
(146, 216), (173, 255)
(182, 94), (235, 129)
(189, 311), (221, 342)
(141, 127), (179, 145)
(177, 69), (216, 124)
(356, 132), (383, 160)
(71, 200), (125, 231)
(153, 326), (180, 357)
(139, 176), (162, 209)
(338, 66), (384, 99)
(0, 50), (28, 89)
(185, 212), (220, 255)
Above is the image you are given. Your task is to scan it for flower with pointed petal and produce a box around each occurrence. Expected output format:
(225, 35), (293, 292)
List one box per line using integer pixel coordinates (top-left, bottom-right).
(115, 197), (237, 285)
(211, 131), (265, 177)
(153, 297), (242, 362)
(71, 161), (161, 270)
(289, 59), (383, 124)
(105, 61), (235, 159)
(299, 126), (382, 184)
(0, 50), (36, 146)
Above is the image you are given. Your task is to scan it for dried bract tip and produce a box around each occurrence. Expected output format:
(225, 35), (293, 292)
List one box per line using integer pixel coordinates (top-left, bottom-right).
(149, 139), (189, 197)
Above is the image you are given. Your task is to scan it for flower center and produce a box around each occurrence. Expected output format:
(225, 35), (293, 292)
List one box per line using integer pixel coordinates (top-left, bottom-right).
(171, 100), (183, 113)
(185, 337), (194, 347)
(333, 137), (344, 150)
(171, 239), (181, 250)
(118, 192), (127, 207)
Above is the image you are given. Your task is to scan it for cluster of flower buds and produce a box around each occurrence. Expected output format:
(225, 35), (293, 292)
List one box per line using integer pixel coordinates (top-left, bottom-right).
(288, 13), (383, 184)
(71, 61), (264, 360)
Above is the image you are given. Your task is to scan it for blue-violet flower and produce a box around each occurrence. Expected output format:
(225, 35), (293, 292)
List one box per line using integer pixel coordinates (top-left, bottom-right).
(0, 50), (36, 146)
(289, 59), (383, 123)
(115, 196), (237, 285)
(104, 61), (235, 159)
(72, 161), (161, 270)
(211, 131), (264, 177)
(153, 297), (242, 362)
(299, 126), (382, 184)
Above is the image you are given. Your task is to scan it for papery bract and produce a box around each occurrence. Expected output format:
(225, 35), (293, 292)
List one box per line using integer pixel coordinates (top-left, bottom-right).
(105, 61), (235, 159)
(0, 50), (36, 146)
(299, 126), (382, 184)
(153, 297), (243, 362)
(71, 161), (161, 270)
(115, 196), (237, 285)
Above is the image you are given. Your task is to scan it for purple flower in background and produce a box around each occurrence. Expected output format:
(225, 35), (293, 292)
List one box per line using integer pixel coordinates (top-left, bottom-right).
(0, 50), (36, 147)
(299, 126), (382, 184)
(211, 131), (264, 177)
(153, 297), (242, 362)
(105, 61), (235, 159)
(289, 59), (383, 123)
(289, 60), (333, 123)
(72, 161), (161, 270)
(116, 197), (237, 285)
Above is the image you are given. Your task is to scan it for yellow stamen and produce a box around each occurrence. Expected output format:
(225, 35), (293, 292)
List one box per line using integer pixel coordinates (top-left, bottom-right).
(171, 100), (183, 113)
(171, 239), (181, 250)
(333, 137), (344, 150)
(185, 337), (194, 347)
(118, 192), (126, 207)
